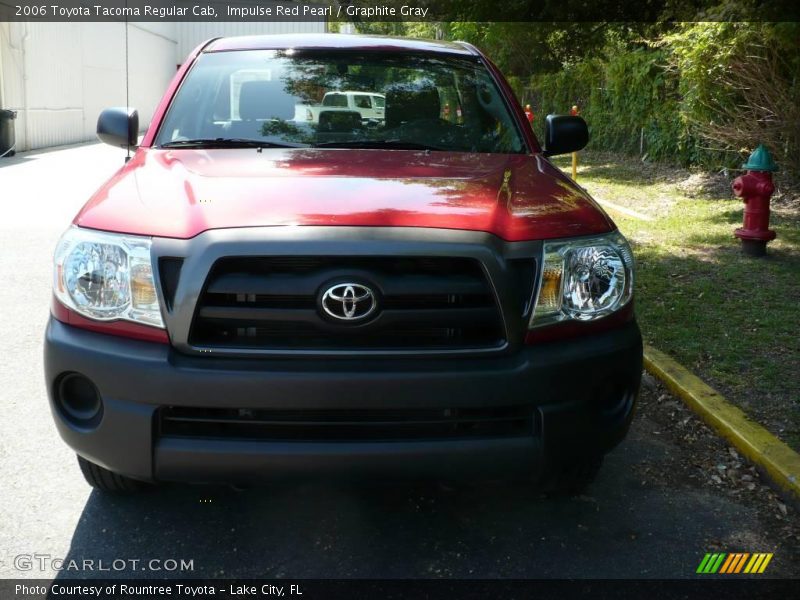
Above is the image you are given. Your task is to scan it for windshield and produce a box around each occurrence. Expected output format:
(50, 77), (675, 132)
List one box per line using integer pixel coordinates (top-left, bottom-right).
(155, 49), (526, 154)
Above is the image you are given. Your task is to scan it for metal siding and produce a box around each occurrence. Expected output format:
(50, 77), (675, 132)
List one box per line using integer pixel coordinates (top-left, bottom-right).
(128, 24), (180, 132)
(0, 23), (26, 146)
(1, 17), (325, 152)
(1, 22), (177, 151)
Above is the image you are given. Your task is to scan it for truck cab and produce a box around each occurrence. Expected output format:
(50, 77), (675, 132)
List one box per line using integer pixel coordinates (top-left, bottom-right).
(45, 34), (642, 494)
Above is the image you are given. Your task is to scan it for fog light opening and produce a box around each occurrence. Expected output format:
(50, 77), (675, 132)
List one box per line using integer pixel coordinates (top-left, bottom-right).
(57, 373), (103, 427)
(597, 380), (631, 417)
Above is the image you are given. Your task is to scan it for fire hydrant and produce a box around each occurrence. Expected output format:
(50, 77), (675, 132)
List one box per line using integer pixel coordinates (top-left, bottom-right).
(569, 105), (580, 179)
(732, 144), (777, 257)
(524, 104), (534, 124)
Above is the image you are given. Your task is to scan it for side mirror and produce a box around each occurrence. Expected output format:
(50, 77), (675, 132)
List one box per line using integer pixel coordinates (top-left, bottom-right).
(543, 114), (588, 157)
(97, 107), (139, 149)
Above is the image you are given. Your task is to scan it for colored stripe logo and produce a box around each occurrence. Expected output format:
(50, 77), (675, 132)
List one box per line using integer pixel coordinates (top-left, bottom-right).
(697, 553), (773, 574)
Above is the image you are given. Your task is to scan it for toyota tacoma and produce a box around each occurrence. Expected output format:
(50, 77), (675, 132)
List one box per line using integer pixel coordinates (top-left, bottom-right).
(45, 34), (642, 493)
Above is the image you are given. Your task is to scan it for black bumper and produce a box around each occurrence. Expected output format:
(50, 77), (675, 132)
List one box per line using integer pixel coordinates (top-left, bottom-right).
(44, 317), (642, 483)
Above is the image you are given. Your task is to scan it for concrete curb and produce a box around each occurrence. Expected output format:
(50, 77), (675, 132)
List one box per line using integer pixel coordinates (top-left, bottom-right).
(643, 344), (800, 500)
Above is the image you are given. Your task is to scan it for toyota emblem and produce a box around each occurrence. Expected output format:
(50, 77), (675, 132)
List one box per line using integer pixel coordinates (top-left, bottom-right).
(320, 283), (377, 322)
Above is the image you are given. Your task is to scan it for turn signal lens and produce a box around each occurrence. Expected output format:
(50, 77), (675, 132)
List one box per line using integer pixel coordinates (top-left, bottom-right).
(131, 263), (158, 307)
(533, 254), (563, 318)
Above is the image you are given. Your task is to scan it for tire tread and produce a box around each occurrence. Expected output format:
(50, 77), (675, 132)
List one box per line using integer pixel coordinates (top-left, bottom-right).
(543, 456), (604, 496)
(77, 456), (146, 493)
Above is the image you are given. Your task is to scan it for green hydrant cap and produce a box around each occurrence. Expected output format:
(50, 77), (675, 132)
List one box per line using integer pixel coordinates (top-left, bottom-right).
(742, 144), (778, 172)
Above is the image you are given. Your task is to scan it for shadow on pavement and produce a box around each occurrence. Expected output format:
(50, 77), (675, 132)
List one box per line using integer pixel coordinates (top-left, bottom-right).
(50, 402), (773, 580)
(0, 153), (37, 167)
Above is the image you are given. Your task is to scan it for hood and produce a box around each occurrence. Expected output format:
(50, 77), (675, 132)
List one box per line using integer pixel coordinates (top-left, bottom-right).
(75, 148), (614, 241)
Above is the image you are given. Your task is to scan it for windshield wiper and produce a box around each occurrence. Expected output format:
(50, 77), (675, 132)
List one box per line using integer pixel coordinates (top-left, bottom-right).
(160, 138), (306, 149)
(313, 140), (445, 151)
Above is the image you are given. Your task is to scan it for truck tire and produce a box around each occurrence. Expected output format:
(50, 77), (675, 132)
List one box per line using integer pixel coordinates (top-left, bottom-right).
(543, 456), (604, 496)
(77, 455), (148, 493)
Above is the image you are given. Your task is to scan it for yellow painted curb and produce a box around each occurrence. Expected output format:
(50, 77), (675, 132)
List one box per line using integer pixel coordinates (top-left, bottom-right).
(643, 344), (800, 500)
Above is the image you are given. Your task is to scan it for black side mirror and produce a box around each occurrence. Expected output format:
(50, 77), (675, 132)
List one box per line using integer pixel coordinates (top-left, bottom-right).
(97, 107), (139, 149)
(543, 114), (588, 157)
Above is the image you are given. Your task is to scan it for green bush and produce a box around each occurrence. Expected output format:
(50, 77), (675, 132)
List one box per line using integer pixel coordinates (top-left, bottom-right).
(665, 22), (800, 173)
(521, 23), (800, 172)
(522, 49), (688, 164)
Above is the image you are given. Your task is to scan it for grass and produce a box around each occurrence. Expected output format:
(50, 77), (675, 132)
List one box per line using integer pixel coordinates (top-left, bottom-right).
(551, 151), (800, 450)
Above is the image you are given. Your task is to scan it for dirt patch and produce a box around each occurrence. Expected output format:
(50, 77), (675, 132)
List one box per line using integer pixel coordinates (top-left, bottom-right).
(637, 373), (800, 557)
(672, 166), (800, 209)
(675, 171), (735, 200)
(772, 176), (800, 212)
(578, 150), (800, 209)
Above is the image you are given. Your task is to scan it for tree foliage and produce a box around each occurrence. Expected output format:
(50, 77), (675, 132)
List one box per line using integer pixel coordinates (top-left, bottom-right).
(664, 21), (800, 170)
(345, 17), (799, 171)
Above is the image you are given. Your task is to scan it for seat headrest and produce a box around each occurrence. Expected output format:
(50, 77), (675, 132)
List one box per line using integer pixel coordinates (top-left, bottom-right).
(318, 110), (362, 132)
(385, 84), (440, 128)
(239, 80), (294, 121)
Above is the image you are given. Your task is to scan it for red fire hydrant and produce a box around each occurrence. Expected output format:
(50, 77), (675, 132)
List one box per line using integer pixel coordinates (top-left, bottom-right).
(524, 104), (534, 124)
(732, 144), (778, 256)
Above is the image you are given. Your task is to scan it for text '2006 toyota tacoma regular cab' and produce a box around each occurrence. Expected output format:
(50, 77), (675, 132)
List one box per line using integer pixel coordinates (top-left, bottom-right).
(45, 34), (642, 493)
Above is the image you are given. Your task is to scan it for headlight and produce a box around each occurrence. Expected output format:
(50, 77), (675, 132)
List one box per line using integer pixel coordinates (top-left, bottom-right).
(530, 230), (633, 328)
(53, 227), (164, 328)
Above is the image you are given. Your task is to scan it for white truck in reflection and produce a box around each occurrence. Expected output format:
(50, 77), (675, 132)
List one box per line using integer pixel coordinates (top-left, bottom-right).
(295, 91), (386, 125)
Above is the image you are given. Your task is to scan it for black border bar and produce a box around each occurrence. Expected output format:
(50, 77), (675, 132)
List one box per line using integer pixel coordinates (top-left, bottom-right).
(2, 0), (800, 22)
(2, 578), (799, 600)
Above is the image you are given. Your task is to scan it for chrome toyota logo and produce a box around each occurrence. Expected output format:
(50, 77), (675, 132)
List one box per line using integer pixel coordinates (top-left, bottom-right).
(320, 283), (377, 322)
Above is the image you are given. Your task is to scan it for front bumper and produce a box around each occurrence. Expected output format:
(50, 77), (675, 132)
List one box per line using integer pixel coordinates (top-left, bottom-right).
(44, 317), (642, 483)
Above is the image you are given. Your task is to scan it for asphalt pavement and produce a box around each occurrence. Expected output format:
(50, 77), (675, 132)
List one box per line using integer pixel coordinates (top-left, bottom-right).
(0, 143), (797, 580)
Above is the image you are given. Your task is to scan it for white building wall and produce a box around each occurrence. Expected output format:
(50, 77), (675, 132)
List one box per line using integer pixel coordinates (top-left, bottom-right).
(0, 22), (177, 151)
(175, 20), (327, 65)
(0, 18), (326, 152)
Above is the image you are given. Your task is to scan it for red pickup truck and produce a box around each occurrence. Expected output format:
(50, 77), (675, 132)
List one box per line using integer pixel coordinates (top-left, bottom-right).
(45, 34), (641, 493)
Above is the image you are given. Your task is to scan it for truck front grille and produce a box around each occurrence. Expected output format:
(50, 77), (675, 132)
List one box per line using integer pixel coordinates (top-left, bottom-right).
(189, 256), (505, 352)
(159, 405), (535, 442)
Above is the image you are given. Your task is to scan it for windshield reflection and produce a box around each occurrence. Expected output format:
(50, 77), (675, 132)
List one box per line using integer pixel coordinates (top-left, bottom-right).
(156, 50), (525, 155)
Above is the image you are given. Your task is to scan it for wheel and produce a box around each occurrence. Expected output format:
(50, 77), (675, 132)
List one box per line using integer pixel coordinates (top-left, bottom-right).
(77, 455), (149, 493)
(542, 456), (604, 496)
